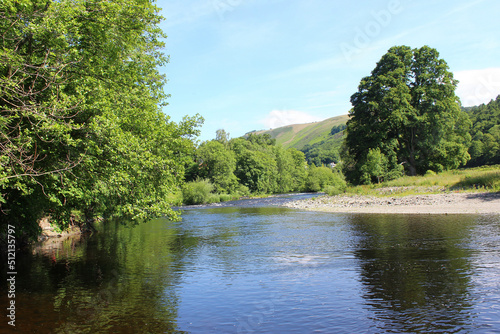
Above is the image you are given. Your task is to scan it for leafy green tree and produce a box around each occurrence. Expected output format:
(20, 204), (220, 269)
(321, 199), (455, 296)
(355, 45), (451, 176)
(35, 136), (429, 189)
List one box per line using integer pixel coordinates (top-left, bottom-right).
(0, 0), (201, 239)
(195, 140), (238, 193)
(330, 124), (347, 136)
(360, 148), (388, 184)
(465, 95), (500, 166)
(305, 165), (345, 192)
(231, 135), (282, 194)
(273, 146), (295, 193)
(235, 150), (277, 194)
(208, 134), (311, 195)
(288, 148), (308, 191)
(215, 129), (230, 148)
(344, 46), (471, 183)
(246, 133), (276, 146)
(302, 139), (341, 166)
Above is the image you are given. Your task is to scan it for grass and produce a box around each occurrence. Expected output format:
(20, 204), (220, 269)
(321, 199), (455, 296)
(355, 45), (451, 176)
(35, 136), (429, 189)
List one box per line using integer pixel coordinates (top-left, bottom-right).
(452, 170), (500, 191)
(344, 165), (500, 197)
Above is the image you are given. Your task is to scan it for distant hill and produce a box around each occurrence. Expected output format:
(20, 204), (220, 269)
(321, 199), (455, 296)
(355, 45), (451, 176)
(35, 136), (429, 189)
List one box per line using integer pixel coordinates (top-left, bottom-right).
(247, 114), (349, 150)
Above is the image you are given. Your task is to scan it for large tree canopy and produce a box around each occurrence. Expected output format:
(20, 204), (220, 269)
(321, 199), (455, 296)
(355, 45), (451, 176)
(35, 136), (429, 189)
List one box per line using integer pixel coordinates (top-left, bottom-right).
(465, 95), (500, 166)
(343, 45), (471, 183)
(0, 0), (202, 239)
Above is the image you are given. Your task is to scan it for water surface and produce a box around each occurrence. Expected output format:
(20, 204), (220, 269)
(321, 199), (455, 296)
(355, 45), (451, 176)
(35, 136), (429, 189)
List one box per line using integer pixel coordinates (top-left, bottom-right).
(1, 197), (500, 333)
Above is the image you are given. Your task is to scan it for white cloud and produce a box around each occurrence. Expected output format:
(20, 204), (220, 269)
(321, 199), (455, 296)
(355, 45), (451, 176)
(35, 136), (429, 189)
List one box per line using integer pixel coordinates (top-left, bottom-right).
(455, 68), (500, 107)
(261, 110), (323, 129)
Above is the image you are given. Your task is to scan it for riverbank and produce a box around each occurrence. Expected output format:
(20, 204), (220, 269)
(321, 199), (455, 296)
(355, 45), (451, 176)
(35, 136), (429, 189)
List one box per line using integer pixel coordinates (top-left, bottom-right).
(283, 191), (500, 214)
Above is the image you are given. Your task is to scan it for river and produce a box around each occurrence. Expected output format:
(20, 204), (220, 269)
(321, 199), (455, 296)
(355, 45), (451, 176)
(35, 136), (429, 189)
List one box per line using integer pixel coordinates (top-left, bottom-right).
(1, 194), (500, 333)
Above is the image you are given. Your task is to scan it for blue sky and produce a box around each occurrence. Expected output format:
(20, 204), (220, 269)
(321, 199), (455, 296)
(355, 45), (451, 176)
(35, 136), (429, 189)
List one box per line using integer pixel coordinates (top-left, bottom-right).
(158, 0), (500, 141)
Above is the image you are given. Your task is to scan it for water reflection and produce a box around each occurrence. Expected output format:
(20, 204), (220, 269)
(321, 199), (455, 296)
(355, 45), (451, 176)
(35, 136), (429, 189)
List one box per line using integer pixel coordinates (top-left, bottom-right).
(1, 203), (499, 333)
(351, 214), (477, 333)
(1, 218), (192, 333)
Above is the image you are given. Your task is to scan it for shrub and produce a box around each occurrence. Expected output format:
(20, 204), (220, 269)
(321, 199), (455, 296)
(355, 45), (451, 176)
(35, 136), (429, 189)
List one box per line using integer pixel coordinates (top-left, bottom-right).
(207, 193), (221, 204)
(219, 194), (233, 202)
(324, 185), (342, 196)
(305, 166), (347, 193)
(165, 192), (183, 206)
(234, 184), (251, 197)
(182, 179), (216, 205)
(329, 172), (347, 193)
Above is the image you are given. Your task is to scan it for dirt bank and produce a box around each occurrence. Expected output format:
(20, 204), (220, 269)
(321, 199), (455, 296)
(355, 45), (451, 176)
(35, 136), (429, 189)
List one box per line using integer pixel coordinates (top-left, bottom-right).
(283, 191), (500, 214)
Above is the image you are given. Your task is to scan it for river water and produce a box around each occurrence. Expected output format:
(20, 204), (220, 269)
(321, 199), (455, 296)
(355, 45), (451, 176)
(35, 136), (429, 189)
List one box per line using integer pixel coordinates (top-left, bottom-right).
(2, 195), (500, 333)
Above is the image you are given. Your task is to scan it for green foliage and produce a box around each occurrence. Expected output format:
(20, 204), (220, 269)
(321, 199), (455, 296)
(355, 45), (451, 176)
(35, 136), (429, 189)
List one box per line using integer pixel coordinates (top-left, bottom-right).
(243, 116), (348, 168)
(247, 133), (276, 146)
(186, 133), (311, 198)
(234, 184), (251, 197)
(359, 147), (404, 184)
(219, 193), (234, 202)
(236, 149), (278, 194)
(215, 129), (230, 148)
(182, 179), (219, 205)
(305, 166), (346, 193)
(233, 135), (311, 194)
(288, 149), (308, 191)
(378, 165), (500, 192)
(301, 134), (343, 166)
(344, 45), (471, 184)
(0, 0), (202, 240)
(193, 140), (238, 193)
(324, 171), (347, 195)
(465, 95), (500, 166)
(331, 124), (347, 136)
(360, 148), (387, 184)
(425, 170), (437, 176)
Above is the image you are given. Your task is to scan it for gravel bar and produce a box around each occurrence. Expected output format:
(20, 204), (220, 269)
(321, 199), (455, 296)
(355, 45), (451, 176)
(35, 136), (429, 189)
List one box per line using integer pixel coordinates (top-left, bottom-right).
(283, 192), (500, 215)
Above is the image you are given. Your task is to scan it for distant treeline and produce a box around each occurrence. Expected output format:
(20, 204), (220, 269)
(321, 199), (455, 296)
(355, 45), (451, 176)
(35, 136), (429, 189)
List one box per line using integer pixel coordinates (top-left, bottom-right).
(465, 96), (500, 166)
(183, 131), (346, 204)
(299, 96), (500, 176)
(185, 93), (500, 204)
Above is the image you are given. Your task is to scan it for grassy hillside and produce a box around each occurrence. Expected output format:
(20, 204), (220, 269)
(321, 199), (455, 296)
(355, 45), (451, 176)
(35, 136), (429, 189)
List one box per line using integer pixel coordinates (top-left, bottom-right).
(248, 114), (349, 150)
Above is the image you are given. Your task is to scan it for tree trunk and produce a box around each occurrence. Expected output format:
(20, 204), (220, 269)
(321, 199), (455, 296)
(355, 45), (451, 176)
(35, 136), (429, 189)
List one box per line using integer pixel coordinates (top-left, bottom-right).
(407, 152), (417, 176)
(407, 127), (418, 176)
